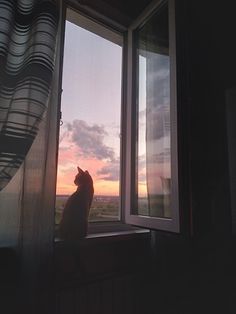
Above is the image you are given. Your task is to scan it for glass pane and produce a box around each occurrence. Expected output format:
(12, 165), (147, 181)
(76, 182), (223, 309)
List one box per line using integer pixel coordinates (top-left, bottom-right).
(56, 16), (122, 224)
(136, 4), (171, 218)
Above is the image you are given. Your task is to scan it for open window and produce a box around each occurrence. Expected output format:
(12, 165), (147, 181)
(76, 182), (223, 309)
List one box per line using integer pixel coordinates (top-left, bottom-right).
(124, 0), (180, 232)
(55, 9), (123, 226)
(56, 0), (180, 235)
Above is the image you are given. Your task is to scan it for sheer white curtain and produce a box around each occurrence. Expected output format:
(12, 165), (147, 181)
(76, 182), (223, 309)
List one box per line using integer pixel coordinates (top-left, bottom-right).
(19, 47), (62, 313)
(0, 1), (64, 313)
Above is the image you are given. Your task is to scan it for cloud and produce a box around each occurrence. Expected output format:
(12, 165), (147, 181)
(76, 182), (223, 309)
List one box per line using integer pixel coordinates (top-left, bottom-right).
(66, 120), (115, 160)
(151, 148), (170, 164)
(146, 105), (170, 140)
(138, 154), (146, 169)
(138, 106), (171, 140)
(97, 159), (119, 181)
(137, 155), (146, 182)
(139, 109), (146, 121)
(138, 172), (147, 182)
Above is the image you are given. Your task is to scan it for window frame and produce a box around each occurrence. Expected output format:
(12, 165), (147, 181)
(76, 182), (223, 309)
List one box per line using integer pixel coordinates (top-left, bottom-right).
(57, 7), (125, 228)
(56, 0), (180, 235)
(124, 0), (180, 233)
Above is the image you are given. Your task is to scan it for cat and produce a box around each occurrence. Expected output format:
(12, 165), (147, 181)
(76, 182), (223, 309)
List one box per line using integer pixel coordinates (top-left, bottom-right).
(58, 166), (94, 241)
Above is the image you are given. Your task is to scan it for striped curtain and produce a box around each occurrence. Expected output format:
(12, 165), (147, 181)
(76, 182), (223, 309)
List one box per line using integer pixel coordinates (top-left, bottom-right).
(0, 0), (59, 191)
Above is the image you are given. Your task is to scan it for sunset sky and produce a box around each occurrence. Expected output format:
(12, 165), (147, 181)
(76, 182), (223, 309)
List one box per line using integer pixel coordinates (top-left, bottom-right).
(56, 18), (170, 198)
(56, 20), (122, 196)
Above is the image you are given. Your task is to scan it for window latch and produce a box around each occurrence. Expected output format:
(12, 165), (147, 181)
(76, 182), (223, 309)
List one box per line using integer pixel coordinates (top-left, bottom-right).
(60, 111), (63, 126)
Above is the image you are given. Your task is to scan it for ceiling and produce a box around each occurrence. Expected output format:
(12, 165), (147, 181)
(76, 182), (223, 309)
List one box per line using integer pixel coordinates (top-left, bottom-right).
(101, 0), (154, 20)
(67, 0), (154, 29)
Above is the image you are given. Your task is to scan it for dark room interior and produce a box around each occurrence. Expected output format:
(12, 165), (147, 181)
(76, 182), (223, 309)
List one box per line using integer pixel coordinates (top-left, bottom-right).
(1, 0), (236, 313)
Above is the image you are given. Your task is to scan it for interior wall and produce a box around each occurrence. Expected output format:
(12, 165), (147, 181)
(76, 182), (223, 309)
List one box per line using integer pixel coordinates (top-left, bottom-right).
(149, 1), (236, 313)
(187, 1), (232, 238)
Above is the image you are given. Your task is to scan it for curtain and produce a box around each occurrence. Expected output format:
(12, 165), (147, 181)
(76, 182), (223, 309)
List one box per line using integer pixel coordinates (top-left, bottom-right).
(0, 1), (63, 313)
(0, 0), (59, 191)
(19, 46), (62, 312)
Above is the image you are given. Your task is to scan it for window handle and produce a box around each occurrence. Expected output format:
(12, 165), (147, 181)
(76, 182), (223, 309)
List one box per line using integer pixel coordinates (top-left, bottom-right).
(60, 111), (63, 126)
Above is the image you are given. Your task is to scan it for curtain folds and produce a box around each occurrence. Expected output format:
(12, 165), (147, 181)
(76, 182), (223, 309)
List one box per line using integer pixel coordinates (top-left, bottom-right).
(19, 42), (62, 311)
(0, 1), (63, 313)
(0, 0), (59, 191)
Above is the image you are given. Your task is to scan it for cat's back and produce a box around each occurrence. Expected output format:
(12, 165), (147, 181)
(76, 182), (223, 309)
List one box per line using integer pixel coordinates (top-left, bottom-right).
(58, 190), (88, 240)
(64, 190), (84, 210)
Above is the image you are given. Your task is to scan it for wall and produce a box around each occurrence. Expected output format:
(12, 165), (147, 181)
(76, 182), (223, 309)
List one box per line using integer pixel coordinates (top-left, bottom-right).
(148, 1), (236, 313)
(54, 233), (153, 314)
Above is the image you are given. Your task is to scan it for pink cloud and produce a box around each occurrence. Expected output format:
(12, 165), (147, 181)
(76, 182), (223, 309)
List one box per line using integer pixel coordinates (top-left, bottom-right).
(56, 120), (120, 195)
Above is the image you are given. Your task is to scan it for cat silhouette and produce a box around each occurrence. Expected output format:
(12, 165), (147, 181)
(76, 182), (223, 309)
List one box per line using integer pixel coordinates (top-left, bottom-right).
(58, 166), (94, 241)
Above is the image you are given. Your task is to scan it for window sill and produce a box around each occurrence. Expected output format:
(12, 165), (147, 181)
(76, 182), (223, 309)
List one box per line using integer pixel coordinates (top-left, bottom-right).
(55, 223), (150, 246)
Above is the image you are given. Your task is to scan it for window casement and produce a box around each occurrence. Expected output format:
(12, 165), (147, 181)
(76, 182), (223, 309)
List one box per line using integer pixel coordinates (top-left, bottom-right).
(55, 9), (123, 228)
(124, 0), (180, 232)
(56, 0), (180, 235)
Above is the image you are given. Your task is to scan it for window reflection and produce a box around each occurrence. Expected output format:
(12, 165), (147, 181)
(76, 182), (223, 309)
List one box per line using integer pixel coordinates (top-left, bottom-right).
(136, 4), (171, 218)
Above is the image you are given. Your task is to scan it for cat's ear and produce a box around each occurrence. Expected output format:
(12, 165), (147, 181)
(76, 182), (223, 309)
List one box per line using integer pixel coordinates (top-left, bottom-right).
(77, 166), (84, 173)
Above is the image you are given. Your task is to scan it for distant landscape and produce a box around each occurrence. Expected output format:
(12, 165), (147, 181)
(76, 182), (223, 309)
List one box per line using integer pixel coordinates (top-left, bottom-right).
(55, 194), (171, 224)
(55, 195), (120, 224)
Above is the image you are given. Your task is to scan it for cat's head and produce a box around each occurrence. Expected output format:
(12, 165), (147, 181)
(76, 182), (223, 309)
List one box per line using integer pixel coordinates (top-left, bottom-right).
(74, 166), (93, 187)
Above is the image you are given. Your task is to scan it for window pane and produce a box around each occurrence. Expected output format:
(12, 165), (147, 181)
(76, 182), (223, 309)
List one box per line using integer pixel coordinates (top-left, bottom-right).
(135, 4), (171, 218)
(56, 16), (122, 224)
